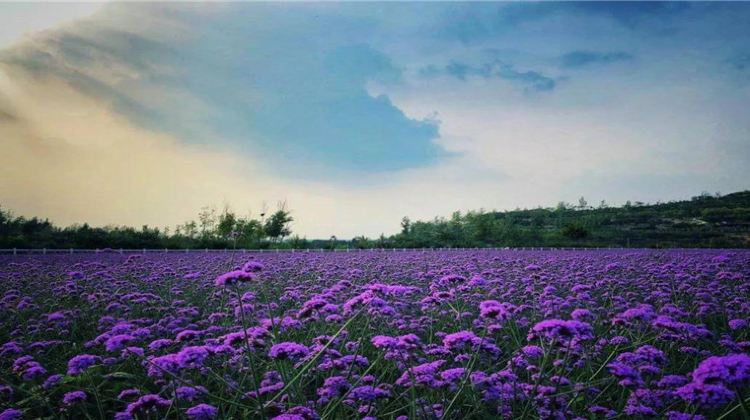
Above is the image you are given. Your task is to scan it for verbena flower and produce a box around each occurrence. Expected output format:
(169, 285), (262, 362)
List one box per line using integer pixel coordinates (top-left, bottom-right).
(126, 394), (171, 416)
(43, 374), (63, 390)
(317, 375), (350, 403)
(269, 342), (310, 361)
(214, 270), (256, 287)
(271, 406), (317, 419)
(105, 334), (135, 352)
(67, 354), (101, 376)
(185, 403), (218, 420)
(0, 409), (23, 420)
(395, 360), (446, 388)
(175, 386), (207, 401)
(118, 389), (141, 400)
(443, 331), (482, 351)
(676, 382), (735, 408)
(242, 261), (264, 272)
(479, 300), (512, 321)
(527, 319), (594, 344)
(348, 385), (390, 402)
(62, 390), (87, 405)
(689, 353), (750, 388)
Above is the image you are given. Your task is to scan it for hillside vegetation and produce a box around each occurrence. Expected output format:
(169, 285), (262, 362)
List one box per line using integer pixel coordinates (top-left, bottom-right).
(384, 191), (750, 249)
(1, 191), (749, 249)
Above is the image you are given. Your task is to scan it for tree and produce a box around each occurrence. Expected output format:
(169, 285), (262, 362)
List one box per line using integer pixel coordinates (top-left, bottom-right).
(377, 234), (388, 248)
(216, 206), (237, 239)
(400, 217), (411, 235)
(264, 202), (293, 242)
(328, 235), (338, 250)
(561, 223), (589, 240)
(352, 235), (372, 249)
(198, 206), (217, 238)
(235, 218), (263, 246)
(182, 221), (198, 239)
(288, 235), (308, 249)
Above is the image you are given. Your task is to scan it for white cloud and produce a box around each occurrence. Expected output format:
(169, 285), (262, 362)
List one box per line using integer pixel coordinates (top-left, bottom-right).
(0, 3), (102, 49)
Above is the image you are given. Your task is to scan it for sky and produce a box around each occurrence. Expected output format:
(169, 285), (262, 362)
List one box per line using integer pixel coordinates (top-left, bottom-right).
(1, 2), (749, 239)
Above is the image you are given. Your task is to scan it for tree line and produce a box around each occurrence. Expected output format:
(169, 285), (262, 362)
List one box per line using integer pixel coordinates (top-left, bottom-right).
(380, 191), (750, 249)
(0, 203), (295, 249)
(2, 190), (749, 250)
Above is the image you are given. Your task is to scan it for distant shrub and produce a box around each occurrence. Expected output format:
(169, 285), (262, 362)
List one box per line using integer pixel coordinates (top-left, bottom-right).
(562, 223), (589, 240)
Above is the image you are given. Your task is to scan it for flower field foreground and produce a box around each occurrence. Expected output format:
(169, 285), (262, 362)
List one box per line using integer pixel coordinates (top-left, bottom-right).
(1, 250), (749, 419)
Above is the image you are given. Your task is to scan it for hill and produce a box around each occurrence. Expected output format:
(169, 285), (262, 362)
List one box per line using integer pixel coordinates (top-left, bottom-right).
(385, 191), (750, 249)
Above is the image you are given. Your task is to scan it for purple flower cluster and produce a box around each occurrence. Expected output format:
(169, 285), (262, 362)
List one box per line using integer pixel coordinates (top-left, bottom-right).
(62, 390), (87, 405)
(527, 319), (594, 345)
(67, 354), (101, 376)
(676, 354), (750, 408)
(214, 270), (256, 287)
(269, 342), (310, 361)
(0, 250), (748, 419)
(185, 403), (219, 420)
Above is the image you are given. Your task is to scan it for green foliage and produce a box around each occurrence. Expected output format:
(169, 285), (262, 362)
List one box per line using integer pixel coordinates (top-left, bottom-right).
(561, 223), (589, 240)
(386, 190), (750, 249)
(216, 207), (238, 239)
(0, 202), (295, 250)
(2, 190), (749, 249)
(264, 205), (294, 242)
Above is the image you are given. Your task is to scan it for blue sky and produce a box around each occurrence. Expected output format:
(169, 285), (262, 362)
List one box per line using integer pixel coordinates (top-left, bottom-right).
(1, 2), (749, 238)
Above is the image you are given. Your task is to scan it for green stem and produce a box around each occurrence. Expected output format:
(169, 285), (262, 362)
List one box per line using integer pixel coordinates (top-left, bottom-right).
(440, 328), (490, 420)
(735, 387), (750, 420)
(265, 309), (363, 407)
(233, 282), (264, 418)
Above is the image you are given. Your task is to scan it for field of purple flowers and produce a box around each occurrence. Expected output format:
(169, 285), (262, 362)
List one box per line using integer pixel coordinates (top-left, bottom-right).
(1, 250), (749, 419)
